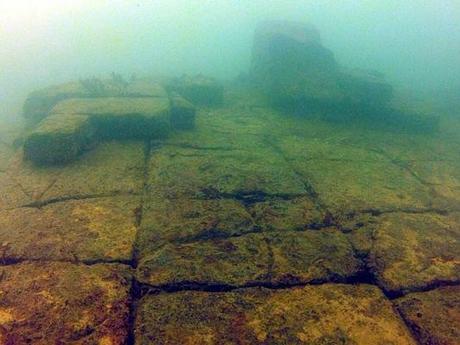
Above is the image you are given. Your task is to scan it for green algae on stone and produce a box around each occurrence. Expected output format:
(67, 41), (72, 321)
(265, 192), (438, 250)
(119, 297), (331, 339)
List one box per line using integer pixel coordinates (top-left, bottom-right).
(148, 144), (306, 198)
(248, 196), (326, 231)
(137, 196), (254, 251)
(135, 284), (416, 345)
(369, 212), (460, 295)
(0, 262), (131, 344)
(23, 114), (95, 165)
(0, 196), (139, 262)
(267, 229), (362, 285)
(136, 233), (270, 288)
(395, 286), (460, 345)
(136, 228), (362, 288)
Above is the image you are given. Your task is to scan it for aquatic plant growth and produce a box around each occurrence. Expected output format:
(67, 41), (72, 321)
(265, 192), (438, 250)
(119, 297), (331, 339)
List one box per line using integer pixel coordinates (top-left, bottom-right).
(0, 17), (458, 345)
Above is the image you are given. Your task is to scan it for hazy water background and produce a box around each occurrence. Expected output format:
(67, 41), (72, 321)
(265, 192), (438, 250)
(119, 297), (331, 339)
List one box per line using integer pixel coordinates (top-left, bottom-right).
(1, 0), (459, 121)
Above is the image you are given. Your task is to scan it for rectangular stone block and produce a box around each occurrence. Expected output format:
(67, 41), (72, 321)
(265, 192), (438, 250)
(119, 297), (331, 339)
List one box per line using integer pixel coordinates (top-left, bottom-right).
(51, 97), (171, 139)
(135, 284), (416, 345)
(23, 114), (94, 165)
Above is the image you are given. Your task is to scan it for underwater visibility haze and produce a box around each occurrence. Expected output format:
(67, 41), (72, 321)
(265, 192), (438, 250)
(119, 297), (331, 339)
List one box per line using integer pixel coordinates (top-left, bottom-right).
(0, 1), (459, 344)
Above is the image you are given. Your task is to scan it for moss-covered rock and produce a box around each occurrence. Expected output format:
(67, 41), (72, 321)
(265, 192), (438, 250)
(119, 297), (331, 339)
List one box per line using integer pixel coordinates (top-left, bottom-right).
(0, 196), (139, 262)
(0, 262), (131, 344)
(135, 284), (416, 344)
(267, 229), (361, 285)
(395, 286), (460, 345)
(136, 228), (361, 288)
(23, 114), (95, 165)
(369, 212), (460, 295)
(136, 233), (270, 288)
(147, 144), (305, 198)
(137, 196), (254, 251)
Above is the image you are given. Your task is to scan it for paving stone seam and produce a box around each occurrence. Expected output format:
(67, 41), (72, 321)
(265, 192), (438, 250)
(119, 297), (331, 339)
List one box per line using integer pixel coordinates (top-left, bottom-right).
(126, 139), (156, 345)
(19, 191), (142, 208)
(0, 257), (134, 267)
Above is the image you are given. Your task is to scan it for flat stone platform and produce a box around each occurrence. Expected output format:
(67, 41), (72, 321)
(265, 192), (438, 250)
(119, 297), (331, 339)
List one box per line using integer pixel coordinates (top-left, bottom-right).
(0, 88), (459, 344)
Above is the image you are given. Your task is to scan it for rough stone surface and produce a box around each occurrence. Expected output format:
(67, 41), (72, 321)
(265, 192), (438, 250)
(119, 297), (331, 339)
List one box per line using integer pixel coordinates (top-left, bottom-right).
(395, 286), (460, 345)
(135, 284), (416, 345)
(0, 196), (139, 263)
(23, 114), (95, 164)
(369, 212), (460, 295)
(0, 262), (131, 344)
(136, 233), (270, 288)
(5, 141), (144, 204)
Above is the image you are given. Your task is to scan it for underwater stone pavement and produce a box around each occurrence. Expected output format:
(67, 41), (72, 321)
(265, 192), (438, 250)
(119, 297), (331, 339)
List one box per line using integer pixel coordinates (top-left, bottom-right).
(0, 91), (459, 344)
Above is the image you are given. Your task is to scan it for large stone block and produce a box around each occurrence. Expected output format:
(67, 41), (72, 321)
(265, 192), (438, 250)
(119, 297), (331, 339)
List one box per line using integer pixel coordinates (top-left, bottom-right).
(23, 114), (95, 165)
(135, 284), (416, 344)
(51, 97), (171, 139)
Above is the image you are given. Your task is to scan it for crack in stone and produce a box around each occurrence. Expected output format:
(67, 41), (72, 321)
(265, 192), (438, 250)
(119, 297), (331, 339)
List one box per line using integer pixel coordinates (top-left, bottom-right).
(20, 191), (141, 209)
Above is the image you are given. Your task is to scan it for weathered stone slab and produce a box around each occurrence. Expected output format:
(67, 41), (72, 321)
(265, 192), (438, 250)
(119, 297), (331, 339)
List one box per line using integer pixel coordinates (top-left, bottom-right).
(23, 114), (94, 165)
(51, 97), (171, 139)
(5, 141), (144, 204)
(0, 172), (31, 210)
(0, 262), (131, 344)
(395, 286), (460, 345)
(136, 229), (361, 288)
(267, 229), (362, 285)
(135, 284), (416, 344)
(249, 196), (326, 231)
(23, 79), (169, 123)
(369, 212), (460, 295)
(291, 158), (432, 214)
(0, 196), (139, 263)
(137, 196), (254, 251)
(148, 145), (306, 198)
(136, 233), (270, 288)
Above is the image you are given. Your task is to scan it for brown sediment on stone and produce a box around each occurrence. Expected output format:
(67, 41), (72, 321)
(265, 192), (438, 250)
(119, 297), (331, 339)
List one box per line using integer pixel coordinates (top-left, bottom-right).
(4, 142), (145, 205)
(367, 212), (460, 297)
(0, 196), (139, 263)
(0, 261), (132, 344)
(394, 285), (460, 345)
(135, 283), (417, 345)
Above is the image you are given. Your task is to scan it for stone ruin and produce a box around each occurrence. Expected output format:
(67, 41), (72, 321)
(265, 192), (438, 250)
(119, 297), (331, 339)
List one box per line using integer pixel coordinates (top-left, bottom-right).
(250, 20), (439, 131)
(22, 75), (223, 165)
(21, 21), (439, 166)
